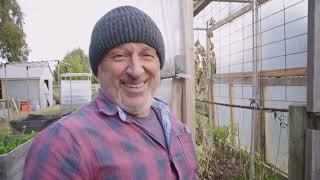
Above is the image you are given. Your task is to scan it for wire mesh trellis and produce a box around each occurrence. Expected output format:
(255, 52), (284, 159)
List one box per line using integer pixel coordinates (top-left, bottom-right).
(194, 0), (308, 177)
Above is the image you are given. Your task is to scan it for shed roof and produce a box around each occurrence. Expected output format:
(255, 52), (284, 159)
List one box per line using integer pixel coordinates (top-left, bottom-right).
(0, 62), (54, 79)
(61, 73), (92, 77)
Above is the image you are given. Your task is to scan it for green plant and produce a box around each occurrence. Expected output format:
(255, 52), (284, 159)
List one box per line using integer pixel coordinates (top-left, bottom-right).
(233, 154), (282, 180)
(211, 125), (230, 142)
(195, 112), (283, 179)
(0, 130), (36, 154)
(53, 91), (60, 105)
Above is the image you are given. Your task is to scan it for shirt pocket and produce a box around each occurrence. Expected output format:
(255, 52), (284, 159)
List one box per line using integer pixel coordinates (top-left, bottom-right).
(177, 133), (198, 175)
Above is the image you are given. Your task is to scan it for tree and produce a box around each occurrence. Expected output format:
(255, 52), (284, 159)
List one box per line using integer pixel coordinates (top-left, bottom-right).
(54, 48), (98, 84)
(0, 0), (29, 62)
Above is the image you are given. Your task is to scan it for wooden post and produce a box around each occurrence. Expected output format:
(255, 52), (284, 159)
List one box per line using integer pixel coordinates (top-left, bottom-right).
(182, 0), (196, 141)
(171, 78), (183, 122)
(307, 0), (320, 113)
(305, 129), (320, 180)
(260, 86), (266, 159)
(288, 105), (311, 180)
(253, 0), (262, 154)
(249, 1), (261, 179)
(229, 83), (237, 144)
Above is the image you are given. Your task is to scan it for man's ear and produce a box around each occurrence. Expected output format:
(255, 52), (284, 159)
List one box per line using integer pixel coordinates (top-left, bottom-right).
(97, 65), (102, 79)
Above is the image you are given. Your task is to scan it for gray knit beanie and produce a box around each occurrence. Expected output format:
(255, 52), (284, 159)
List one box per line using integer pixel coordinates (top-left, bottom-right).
(89, 6), (165, 76)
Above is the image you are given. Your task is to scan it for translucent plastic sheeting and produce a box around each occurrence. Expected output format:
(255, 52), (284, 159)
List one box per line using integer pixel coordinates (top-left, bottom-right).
(265, 111), (289, 172)
(136, 0), (185, 77)
(136, 0), (188, 105)
(61, 80), (91, 111)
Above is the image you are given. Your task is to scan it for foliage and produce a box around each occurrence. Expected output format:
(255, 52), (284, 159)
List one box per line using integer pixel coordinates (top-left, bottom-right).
(194, 33), (216, 100)
(195, 113), (283, 179)
(0, 0), (29, 62)
(0, 130), (36, 154)
(54, 48), (98, 84)
(195, 101), (204, 110)
(211, 125), (230, 142)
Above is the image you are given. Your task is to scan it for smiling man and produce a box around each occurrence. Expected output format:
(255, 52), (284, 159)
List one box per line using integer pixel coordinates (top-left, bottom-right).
(23, 6), (198, 180)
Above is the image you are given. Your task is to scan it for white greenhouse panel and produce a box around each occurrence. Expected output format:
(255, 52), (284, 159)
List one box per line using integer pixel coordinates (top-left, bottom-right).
(230, 64), (242, 73)
(285, 0), (307, 23)
(286, 52), (307, 68)
(261, 41), (285, 60)
(265, 112), (289, 172)
(286, 86), (307, 102)
(243, 62), (253, 72)
(237, 108), (252, 151)
(61, 80), (91, 110)
(261, 0), (284, 19)
(285, 17), (307, 38)
(261, 26), (285, 45)
(286, 34), (307, 54)
(264, 86), (286, 101)
(284, 0), (305, 8)
(230, 52), (243, 65)
(261, 11), (284, 32)
(261, 56), (285, 71)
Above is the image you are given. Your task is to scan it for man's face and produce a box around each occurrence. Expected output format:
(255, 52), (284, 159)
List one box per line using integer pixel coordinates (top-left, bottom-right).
(98, 43), (161, 117)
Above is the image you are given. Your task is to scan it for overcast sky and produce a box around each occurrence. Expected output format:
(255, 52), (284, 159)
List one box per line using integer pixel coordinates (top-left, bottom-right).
(17, 0), (136, 62)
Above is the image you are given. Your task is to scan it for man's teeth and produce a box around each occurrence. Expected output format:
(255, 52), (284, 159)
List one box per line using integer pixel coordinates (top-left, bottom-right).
(123, 82), (145, 88)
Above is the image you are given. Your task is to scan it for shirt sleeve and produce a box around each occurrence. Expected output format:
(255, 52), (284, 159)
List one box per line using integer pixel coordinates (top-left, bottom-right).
(22, 123), (89, 180)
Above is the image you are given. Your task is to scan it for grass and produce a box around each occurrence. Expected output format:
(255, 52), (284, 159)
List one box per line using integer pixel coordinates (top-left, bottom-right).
(0, 124), (10, 136)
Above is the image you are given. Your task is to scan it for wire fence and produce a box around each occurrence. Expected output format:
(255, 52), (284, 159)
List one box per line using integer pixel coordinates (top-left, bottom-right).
(194, 0), (308, 175)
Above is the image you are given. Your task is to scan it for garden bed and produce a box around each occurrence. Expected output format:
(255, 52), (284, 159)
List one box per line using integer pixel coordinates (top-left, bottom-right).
(0, 137), (33, 180)
(196, 113), (286, 179)
(10, 113), (70, 133)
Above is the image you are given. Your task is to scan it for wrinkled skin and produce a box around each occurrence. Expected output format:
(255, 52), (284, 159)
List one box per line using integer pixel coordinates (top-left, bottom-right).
(98, 43), (161, 117)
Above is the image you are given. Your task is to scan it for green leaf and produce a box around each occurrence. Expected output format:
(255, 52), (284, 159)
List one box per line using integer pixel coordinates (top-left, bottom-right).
(0, 0), (29, 62)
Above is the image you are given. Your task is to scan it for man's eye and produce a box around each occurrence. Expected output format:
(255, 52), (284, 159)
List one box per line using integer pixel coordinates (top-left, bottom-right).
(143, 54), (154, 58)
(113, 54), (125, 58)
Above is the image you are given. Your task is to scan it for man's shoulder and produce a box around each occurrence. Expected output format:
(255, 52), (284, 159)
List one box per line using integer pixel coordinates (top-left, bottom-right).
(48, 101), (99, 134)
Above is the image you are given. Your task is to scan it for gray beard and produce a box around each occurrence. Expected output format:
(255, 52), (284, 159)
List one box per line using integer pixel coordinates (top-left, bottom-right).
(115, 91), (153, 116)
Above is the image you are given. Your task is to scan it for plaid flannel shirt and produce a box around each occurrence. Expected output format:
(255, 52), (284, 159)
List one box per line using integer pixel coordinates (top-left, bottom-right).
(23, 91), (198, 180)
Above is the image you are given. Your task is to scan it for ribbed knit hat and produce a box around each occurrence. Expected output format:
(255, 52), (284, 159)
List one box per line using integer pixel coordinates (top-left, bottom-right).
(89, 6), (165, 76)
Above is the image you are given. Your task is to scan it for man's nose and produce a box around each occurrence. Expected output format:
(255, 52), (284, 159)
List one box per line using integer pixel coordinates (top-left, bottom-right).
(126, 55), (144, 78)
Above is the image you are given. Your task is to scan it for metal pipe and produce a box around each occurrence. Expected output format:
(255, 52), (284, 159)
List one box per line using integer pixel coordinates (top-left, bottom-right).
(69, 68), (72, 112)
(193, 27), (207, 31)
(57, 62), (62, 115)
(26, 66), (30, 113)
(4, 63), (10, 121)
(195, 99), (288, 112)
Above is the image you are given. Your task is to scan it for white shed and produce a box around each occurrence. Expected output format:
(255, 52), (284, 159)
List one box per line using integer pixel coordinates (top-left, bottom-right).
(0, 62), (54, 110)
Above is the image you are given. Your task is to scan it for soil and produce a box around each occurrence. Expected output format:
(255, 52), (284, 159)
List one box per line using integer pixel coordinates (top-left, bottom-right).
(198, 143), (249, 180)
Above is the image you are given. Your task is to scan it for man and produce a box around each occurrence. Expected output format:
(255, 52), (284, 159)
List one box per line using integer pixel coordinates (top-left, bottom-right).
(23, 6), (198, 180)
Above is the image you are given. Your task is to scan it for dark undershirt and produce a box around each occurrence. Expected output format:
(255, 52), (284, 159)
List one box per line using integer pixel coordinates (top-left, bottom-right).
(129, 108), (167, 149)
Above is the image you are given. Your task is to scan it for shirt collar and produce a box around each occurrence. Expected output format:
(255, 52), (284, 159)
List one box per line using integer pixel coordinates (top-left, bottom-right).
(95, 89), (172, 148)
(95, 89), (170, 122)
(95, 89), (127, 121)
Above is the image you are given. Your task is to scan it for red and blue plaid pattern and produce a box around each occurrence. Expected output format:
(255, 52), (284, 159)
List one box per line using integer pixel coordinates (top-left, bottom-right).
(23, 91), (198, 180)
